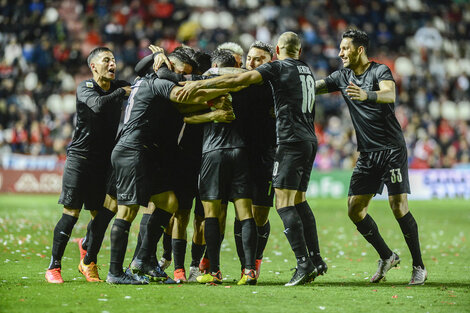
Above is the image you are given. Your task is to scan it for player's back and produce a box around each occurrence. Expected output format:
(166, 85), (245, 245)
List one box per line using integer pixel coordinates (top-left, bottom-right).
(117, 73), (175, 150)
(256, 58), (317, 145)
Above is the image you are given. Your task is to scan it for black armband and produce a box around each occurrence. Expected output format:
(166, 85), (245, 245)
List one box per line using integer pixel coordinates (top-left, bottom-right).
(366, 91), (377, 102)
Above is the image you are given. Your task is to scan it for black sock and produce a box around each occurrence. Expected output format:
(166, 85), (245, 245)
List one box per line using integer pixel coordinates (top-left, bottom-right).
(277, 206), (309, 263)
(355, 214), (393, 260)
(190, 242), (205, 267)
(256, 221), (270, 260)
(136, 208), (172, 261)
(172, 239), (187, 270)
(241, 218), (257, 270)
(49, 214), (78, 269)
(397, 212), (424, 268)
(295, 201), (321, 262)
(234, 219), (245, 270)
(109, 218), (131, 275)
(83, 208), (115, 265)
(82, 219), (92, 250)
(162, 232), (172, 260)
(132, 213), (151, 261)
(204, 217), (221, 273)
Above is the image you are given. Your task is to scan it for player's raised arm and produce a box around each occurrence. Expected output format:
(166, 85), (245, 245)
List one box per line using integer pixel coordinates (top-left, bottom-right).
(345, 80), (396, 103)
(170, 88), (233, 113)
(176, 70), (262, 102)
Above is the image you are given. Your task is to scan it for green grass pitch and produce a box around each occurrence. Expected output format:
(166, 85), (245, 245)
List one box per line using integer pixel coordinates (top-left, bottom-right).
(0, 194), (469, 313)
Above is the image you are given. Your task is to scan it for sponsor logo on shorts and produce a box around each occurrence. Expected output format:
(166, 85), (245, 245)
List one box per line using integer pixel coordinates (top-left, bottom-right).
(118, 193), (133, 201)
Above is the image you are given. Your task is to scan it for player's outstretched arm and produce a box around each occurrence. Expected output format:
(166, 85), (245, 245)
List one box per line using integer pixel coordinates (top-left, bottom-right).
(170, 89), (233, 113)
(315, 79), (329, 95)
(176, 71), (262, 102)
(184, 109), (235, 124)
(346, 80), (395, 103)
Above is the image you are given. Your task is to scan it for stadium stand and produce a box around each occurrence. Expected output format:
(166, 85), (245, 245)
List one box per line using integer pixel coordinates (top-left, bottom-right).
(0, 0), (469, 170)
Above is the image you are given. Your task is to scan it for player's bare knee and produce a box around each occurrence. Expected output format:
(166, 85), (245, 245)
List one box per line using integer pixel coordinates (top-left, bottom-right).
(253, 206), (270, 226)
(103, 194), (118, 213)
(63, 207), (81, 218)
(389, 194), (409, 218)
(116, 205), (139, 222)
(347, 196), (367, 220)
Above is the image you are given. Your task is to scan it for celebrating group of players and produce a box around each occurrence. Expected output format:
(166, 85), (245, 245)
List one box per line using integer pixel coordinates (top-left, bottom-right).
(45, 29), (428, 287)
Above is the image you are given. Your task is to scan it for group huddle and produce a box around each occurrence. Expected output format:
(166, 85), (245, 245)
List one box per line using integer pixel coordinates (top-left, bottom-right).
(45, 29), (427, 287)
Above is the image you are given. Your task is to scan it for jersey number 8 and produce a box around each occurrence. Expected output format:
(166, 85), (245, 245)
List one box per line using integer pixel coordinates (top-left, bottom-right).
(300, 75), (315, 114)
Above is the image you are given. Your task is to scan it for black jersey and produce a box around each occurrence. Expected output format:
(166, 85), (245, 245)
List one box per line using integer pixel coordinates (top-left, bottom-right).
(255, 58), (317, 145)
(324, 62), (405, 152)
(67, 79), (129, 160)
(178, 123), (203, 161)
(152, 99), (183, 149)
(201, 85), (253, 154)
(117, 73), (175, 150)
(247, 82), (276, 151)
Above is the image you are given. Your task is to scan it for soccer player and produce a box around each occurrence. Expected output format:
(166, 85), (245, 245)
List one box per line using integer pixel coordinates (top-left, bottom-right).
(45, 47), (131, 283)
(217, 42), (244, 68)
(128, 50), (197, 282)
(107, 63), (233, 284)
(314, 29), (427, 285)
(185, 50), (258, 285)
(177, 32), (323, 286)
(229, 41), (276, 280)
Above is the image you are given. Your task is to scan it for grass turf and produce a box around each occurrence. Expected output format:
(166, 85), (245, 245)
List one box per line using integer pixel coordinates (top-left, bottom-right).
(0, 194), (469, 313)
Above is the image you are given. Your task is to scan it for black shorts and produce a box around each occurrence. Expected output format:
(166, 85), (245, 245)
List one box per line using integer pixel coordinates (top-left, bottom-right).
(251, 146), (275, 207)
(105, 166), (117, 198)
(199, 148), (252, 201)
(112, 146), (151, 207)
(174, 150), (203, 216)
(58, 153), (107, 210)
(348, 147), (411, 196)
(272, 141), (317, 192)
(149, 146), (177, 196)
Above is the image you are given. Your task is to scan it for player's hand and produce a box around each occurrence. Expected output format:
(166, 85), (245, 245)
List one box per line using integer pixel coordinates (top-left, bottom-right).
(153, 53), (172, 72)
(149, 45), (164, 54)
(346, 82), (367, 101)
(212, 109), (235, 123)
(211, 94), (232, 110)
(122, 86), (132, 96)
(176, 81), (201, 102)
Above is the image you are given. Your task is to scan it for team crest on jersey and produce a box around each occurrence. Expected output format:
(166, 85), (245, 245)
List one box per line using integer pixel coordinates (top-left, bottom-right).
(86, 82), (93, 88)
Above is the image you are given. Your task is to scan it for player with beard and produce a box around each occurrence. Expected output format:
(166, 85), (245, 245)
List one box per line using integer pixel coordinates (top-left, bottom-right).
(177, 32), (322, 286)
(45, 47), (131, 283)
(315, 29), (427, 285)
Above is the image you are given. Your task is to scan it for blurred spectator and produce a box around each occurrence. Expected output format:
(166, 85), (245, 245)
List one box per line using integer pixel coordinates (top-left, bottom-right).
(0, 0), (468, 170)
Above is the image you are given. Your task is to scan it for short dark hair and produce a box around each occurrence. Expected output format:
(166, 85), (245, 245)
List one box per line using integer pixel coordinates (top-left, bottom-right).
(342, 29), (370, 54)
(249, 41), (274, 58)
(173, 45), (196, 59)
(193, 51), (212, 74)
(169, 50), (198, 70)
(87, 47), (112, 69)
(211, 49), (236, 68)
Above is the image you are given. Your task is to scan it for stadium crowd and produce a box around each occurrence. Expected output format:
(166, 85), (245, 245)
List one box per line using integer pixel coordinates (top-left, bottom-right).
(0, 0), (469, 169)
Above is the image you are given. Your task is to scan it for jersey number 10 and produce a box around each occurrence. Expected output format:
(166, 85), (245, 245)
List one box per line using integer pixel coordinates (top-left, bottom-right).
(300, 75), (315, 113)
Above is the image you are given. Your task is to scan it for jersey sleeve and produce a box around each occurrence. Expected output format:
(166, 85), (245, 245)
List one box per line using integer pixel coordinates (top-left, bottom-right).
(255, 61), (280, 83)
(76, 81), (126, 114)
(324, 70), (342, 92)
(376, 64), (395, 83)
(151, 77), (176, 100)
